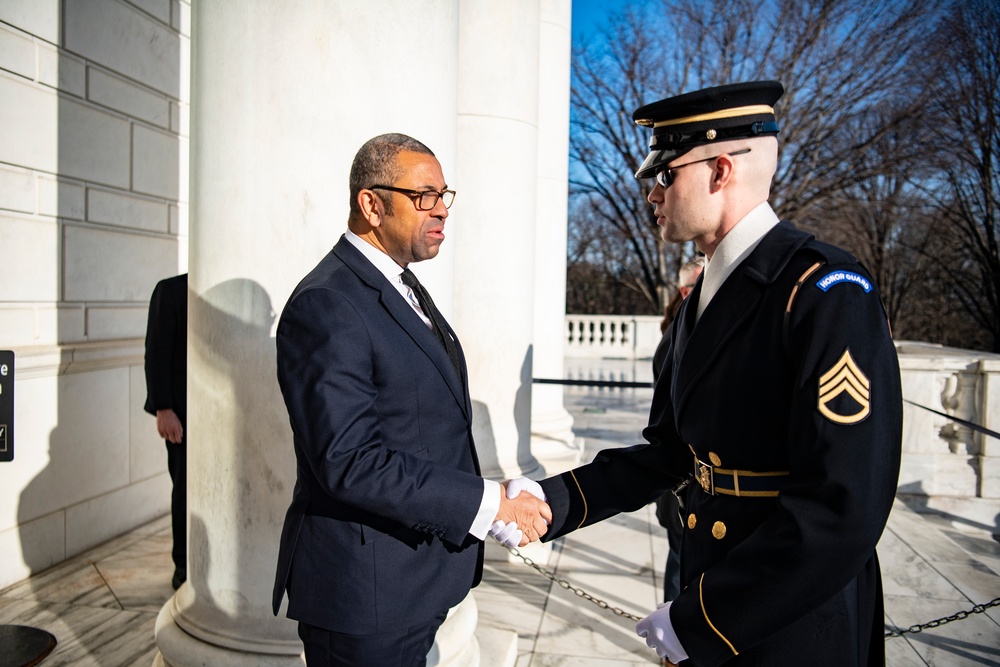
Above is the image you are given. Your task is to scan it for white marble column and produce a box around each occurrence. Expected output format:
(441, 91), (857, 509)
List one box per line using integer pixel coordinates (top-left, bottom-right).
(530, 0), (580, 473)
(453, 0), (544, 482)
(154, 2), (479, 665)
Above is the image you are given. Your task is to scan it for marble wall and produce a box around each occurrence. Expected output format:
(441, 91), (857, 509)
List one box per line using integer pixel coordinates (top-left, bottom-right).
(0, 0), (189, 590)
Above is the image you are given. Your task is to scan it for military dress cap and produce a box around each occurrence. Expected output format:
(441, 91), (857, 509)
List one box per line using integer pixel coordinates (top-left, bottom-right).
(632, 80), (784, 179)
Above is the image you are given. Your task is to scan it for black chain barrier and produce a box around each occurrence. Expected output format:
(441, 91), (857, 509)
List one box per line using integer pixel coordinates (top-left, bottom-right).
(506, 546), (643, 622)
(507, 545), (1000, 639)
(884, 597), (1000, 638)
(527, 378), (1000, 638)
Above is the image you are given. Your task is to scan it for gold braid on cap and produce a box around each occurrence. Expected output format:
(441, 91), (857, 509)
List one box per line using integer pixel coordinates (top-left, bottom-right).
(640, 104), (775, 128)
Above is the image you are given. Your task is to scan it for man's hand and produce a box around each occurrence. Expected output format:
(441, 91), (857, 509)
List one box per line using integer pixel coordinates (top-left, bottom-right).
(156, 409), (184, 444)
(489, 477), (549, 547)
(496, 483), (551, 546)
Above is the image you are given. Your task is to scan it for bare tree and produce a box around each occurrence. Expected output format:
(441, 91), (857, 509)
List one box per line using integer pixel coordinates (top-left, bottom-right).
(914, 0), (1000, 350)
(570, 12), (679, 313)
(568, 0), (941, 316)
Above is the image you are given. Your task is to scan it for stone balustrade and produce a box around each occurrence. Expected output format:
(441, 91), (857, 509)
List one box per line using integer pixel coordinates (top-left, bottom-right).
(564, 314), (663, 359)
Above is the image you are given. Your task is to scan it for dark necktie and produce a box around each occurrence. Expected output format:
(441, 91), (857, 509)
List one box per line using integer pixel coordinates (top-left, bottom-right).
(400, 269), (463, 382)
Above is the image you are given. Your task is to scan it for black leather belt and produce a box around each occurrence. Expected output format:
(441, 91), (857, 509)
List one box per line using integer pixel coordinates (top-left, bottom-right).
(693, 455), (789, 497)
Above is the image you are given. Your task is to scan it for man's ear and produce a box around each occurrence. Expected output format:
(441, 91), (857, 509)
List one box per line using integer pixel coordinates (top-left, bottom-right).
(358, 189), (382, 226)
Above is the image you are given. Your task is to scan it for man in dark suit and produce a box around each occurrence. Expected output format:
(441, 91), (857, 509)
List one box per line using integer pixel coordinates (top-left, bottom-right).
(272, 133), (550, 667)
(143, 272), (188, 591)
(510, 82), (902, 666)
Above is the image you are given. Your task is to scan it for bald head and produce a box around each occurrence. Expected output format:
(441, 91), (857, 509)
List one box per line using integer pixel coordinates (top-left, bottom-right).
(682, 136), (776, 196)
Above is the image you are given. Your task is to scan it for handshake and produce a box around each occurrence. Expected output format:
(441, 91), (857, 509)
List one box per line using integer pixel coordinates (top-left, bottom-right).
(489, 478), (551, 548)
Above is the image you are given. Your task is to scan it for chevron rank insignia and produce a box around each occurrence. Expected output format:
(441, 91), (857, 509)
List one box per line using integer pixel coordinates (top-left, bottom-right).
(817, 348), (870, 424)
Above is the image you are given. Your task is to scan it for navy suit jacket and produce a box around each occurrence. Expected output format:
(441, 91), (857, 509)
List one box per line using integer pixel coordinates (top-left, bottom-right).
(272, 236), (485, 633)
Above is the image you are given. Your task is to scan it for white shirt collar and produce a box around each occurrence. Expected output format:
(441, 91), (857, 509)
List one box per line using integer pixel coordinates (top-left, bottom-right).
(345, 229), (406, 282)
(344, 230), (433, 328)
(696, 202), (780, 320)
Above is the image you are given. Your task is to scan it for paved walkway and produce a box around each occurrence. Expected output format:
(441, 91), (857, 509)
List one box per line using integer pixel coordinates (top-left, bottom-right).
(2, 367), (999, 666)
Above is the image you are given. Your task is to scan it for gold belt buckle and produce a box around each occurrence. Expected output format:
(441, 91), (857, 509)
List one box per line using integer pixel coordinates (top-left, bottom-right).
(694, 458), (715, 495)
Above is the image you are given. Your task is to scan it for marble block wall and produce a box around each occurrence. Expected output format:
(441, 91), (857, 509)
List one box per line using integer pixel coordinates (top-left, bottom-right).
(0, 0), (189, 590)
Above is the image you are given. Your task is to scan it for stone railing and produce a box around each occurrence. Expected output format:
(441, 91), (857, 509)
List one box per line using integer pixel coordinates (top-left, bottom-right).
(895, 341), (1000, 528)
(561, 317), (1000, 530)
(565, 314), (663, 359)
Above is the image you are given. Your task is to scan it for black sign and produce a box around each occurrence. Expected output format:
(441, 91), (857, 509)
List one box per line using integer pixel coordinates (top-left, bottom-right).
(0, 351), (12, 462)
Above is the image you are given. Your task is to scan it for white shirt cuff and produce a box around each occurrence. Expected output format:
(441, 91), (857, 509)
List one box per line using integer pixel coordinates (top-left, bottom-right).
(468, 479), (502, 540)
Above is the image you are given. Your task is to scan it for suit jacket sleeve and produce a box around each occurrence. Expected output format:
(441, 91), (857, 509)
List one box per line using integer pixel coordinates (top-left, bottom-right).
(276, 286), (483, 547)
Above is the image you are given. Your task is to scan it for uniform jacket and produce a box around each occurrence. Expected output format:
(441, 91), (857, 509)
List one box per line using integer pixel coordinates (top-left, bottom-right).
(272, 235), (485, 634)
(144, 273), (188, 426)
(540, 221), (902, 666)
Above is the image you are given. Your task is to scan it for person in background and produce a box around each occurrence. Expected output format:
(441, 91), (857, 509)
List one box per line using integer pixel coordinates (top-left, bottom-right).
(143, 273), (188, 591)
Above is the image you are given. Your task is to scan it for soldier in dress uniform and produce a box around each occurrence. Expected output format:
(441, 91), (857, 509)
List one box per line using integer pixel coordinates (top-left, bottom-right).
(511, 81), (902, 665)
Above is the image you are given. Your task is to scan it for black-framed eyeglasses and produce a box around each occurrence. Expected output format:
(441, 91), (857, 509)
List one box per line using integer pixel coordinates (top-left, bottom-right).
(369, 185), (456, 211)
(654, 148), (751, 189)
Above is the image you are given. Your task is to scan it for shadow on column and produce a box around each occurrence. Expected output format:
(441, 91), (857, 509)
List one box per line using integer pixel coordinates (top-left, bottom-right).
(159, 278), (301, 664)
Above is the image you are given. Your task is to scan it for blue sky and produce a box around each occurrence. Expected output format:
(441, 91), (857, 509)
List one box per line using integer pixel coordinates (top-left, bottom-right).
(570, 0), (637, 43)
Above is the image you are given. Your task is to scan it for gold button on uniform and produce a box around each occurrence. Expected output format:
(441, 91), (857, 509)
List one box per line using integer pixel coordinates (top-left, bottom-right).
(712, 521), (727, 539)
(709, 452), (722, 467)
(687, 513), (697, 529)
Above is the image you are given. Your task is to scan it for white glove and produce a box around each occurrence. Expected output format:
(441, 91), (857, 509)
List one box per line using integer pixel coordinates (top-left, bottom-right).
(635, 601), (688, 663)
(505, 477), (547, 502)
(488, 520), (523, 548)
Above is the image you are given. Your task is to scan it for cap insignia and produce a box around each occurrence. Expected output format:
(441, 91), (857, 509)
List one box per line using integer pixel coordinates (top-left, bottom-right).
(706, 129), (717, 140)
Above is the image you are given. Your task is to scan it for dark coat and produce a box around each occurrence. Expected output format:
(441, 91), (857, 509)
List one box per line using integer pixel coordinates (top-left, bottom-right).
(540, 221), (901, 666)
(144, 273), (188, 425)
(272, 236), (484, 634)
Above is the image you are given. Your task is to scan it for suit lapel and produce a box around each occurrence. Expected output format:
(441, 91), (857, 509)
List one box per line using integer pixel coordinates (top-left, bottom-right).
(672, 222), (812, 417)
(332, 238), (470, 417)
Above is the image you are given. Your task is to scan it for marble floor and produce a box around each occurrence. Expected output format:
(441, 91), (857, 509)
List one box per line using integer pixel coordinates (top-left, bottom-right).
(0, 517), (172, 666)
(1, 376), (999, 666)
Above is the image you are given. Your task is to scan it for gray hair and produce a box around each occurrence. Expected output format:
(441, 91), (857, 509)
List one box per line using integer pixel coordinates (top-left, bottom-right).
(349, 133), (435, 217)
(678, 255), (706, 285)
